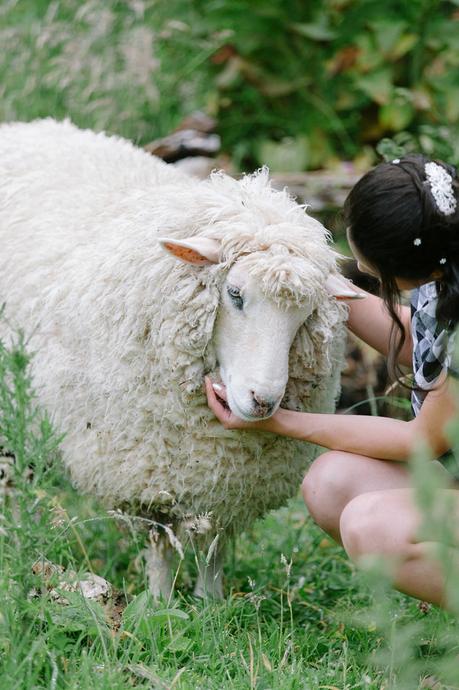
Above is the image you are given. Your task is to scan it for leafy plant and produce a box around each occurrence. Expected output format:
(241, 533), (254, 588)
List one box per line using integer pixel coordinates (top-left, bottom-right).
(2, 0), (459, 170)
(150, 0), (459, 169)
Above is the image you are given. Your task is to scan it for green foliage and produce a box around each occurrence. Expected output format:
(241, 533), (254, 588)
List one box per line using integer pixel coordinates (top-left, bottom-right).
(376, 125), (459, 163)
(0, 331), (62, 594)
(2, 1), (459, 170)
(192, 0), (459, 169)
(172, 0), (435, 170)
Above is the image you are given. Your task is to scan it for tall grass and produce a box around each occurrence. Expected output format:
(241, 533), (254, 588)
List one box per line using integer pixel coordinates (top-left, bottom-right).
(1, 330), (459, 688)
(0, 0), (222, 144)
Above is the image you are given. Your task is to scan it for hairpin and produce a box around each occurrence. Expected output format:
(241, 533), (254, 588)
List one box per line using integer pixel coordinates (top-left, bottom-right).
(425, 162), (457, 216)
(392, 159), (400, 164)
(413, 237), (422, 246)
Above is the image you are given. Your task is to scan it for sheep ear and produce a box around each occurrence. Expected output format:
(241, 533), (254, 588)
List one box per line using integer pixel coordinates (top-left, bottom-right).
(158, 237), (221, 265)
(326, 273), (366, 300)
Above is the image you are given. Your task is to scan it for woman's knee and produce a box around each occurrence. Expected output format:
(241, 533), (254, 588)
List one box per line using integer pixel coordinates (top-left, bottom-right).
(339, 490), (418, 560)
(302, 451), (358, 531)
(339, 492), (380, 560)
(302, 452), (358, 506)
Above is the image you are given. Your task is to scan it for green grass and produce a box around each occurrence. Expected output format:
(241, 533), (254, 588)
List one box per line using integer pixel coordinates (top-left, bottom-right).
(1, 333), (459, 690)
(0, 0), (221, 145)
(3, 0), (459, 170)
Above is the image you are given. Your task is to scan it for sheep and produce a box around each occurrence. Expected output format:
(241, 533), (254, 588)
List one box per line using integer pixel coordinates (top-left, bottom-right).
(0, 118), (359, 598)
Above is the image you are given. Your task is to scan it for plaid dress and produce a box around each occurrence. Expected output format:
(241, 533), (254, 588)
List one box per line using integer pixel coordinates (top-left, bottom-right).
(411, 281), (456, 416)
(411, 282), (459, 478)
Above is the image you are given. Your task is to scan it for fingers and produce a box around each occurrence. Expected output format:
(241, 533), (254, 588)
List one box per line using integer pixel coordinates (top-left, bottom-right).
(204, 376), (218, 410)
(204, 376), (231, 424)
(205, 376), (228, 405)
(211, 381), (228, 402)
(204, 377), (250, 431)
(204, 376), (228, 401)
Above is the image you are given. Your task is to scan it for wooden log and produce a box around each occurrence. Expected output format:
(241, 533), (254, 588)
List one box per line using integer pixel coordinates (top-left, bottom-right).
(270, 168), (362, 212)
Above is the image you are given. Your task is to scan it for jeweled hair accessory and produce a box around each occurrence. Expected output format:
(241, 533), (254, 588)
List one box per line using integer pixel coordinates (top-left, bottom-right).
(424, 161), (457, 216)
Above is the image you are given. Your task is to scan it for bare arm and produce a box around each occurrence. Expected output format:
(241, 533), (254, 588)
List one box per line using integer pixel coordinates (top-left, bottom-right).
(347, 287), (413, 367)
(262, 375), (456, 460)
(205, 375), (457, 462)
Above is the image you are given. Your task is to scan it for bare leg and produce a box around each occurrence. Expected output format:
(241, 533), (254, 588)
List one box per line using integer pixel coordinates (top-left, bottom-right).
(193, 536), (225, 599)
(339, 488), (459, 608)
(302, 450), (417, 542)
(144, 529), (174, 600)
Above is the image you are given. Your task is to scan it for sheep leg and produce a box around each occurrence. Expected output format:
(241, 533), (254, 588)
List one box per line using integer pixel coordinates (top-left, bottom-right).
(144, 529), (174, 600)
(193, 537), (225, 599)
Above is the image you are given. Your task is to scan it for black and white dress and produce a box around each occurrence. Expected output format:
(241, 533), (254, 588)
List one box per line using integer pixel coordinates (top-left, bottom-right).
(411, 281), (456, 416)
(411, 281), (459, 476)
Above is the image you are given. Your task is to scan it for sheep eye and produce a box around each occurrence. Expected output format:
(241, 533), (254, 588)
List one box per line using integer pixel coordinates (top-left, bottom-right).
(227, 286), (244, 310)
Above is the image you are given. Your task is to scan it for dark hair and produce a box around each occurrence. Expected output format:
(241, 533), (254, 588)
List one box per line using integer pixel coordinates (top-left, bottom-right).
(344, 154), (459, 381)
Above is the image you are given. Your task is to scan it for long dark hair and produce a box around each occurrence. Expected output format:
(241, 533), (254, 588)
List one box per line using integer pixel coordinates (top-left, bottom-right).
(344, 154), (459, 381)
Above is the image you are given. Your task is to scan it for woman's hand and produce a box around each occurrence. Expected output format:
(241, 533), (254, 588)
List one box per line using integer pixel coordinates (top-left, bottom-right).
(204, 376), (257, 430)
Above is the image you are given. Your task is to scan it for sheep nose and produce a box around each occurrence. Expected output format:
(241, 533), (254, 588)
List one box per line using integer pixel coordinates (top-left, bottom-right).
(251, 392), (276, 417)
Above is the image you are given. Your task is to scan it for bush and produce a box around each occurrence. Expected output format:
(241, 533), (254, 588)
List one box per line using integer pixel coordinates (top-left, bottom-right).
(2, 1), (459, 170)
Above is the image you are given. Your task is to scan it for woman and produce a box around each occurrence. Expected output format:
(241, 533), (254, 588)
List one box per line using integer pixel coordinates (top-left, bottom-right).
(205, 154), (459, 608)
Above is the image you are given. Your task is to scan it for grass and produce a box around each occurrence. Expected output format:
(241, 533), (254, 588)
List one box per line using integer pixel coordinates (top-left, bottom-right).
(1, 332), (459, 690)
(0, 0), (221, 145)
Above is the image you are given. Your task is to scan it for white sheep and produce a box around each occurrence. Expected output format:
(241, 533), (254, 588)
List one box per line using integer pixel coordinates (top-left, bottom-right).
(0, 119), (358, 597)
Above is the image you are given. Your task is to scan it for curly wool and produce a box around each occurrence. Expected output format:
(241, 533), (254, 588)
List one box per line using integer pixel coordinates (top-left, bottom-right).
(0, 119), (347, 534)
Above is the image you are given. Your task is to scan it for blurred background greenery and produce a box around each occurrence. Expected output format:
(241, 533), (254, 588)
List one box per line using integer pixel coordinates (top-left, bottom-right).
(2, 0), (459, 172)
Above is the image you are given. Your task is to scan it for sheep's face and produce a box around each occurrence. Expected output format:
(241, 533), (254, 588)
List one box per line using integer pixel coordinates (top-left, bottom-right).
(159, 235), (363, 421)
(214, 258), (314, 420)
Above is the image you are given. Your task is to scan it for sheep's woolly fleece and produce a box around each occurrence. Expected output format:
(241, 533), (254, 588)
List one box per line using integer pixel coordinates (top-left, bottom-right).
(0, 119), (347, 534)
